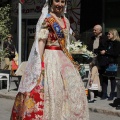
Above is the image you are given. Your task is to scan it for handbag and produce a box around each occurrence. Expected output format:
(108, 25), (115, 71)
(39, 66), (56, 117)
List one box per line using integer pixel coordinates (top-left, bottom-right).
(89, 83), (98, 90)
(104, 64), (118, 77)
(12, 60), (18, 70)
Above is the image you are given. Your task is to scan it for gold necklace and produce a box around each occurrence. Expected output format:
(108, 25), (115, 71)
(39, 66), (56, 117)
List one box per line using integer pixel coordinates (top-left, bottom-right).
(50, 12), (62, 21)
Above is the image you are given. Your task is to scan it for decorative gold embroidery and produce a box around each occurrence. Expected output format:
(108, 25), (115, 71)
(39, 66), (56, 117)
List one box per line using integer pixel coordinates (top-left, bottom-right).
(15, 95), (21, 107)
(25, 98), (35, 109)
(59, 38), (79, 66)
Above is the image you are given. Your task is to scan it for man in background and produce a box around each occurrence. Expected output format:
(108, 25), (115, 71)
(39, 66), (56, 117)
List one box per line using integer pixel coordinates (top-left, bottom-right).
(87, 24), (108, 98)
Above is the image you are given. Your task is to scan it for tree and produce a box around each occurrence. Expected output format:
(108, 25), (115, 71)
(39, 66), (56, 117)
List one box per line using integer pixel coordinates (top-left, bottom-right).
(0, 4), (12, 64)
(0, 4), (12, 68)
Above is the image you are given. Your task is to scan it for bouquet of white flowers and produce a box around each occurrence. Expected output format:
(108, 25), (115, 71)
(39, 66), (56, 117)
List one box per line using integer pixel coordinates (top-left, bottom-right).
(69, 40), (82, 53)
(68, 40), (96, 58)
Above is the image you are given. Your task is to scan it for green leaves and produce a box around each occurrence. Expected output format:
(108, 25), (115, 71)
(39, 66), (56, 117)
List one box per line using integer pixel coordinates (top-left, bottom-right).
(0, 4), (12, 61)
(0, 49), (9, 61)
(0, 4), (12, 41)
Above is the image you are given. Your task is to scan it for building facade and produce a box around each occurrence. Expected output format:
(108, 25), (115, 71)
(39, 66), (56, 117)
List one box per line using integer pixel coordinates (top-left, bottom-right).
(1, 0), (120, 61)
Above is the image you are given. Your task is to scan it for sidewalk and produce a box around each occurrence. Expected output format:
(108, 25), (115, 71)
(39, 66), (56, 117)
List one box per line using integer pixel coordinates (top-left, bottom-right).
(0, 89), (120, 117)
(88, 96), (120, 117)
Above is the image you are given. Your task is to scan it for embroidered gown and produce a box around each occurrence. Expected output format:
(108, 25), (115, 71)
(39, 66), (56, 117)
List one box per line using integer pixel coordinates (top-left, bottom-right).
(11, 14), (89, 120)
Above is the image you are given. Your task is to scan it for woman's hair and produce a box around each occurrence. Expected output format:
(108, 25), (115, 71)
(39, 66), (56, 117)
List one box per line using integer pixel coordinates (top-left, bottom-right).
(109, 28), (120, 41)
(7, 34), (13, 39)
(48, 0), (67, 7)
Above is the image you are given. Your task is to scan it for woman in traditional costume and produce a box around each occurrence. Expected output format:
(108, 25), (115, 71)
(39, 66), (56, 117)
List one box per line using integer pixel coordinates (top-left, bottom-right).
(11, 0), (89, 119)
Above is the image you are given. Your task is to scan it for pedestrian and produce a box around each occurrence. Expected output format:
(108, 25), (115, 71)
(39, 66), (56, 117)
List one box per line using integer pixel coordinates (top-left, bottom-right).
(3, 34), (15, 70)
(87, 25), (107, 55)
(2, 34), (16, 88)
(10, 0), (89, 119)
(87, 24), (108, 97)
(100, 28), (120, 100)
(87, 58), (101, 103)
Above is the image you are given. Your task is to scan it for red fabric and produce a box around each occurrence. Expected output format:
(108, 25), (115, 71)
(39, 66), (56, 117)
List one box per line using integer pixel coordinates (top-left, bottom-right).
(12, 60), (18, 70)
(19, 0), (25, 4)
(41, 61), (44, 69)
(45, 45), (62, 50)
(11, 84), (44, 120)
(62, 17), (66, 29)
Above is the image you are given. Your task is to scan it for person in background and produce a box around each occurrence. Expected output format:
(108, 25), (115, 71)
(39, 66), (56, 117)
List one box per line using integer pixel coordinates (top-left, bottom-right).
(11, 51), (18, 74)
(87, 24), (107, 98)
(100, 28), (120, 100)
(87, 25), (107, 55)
(3, 34), (15, 71)
(87, 58), (101, 103)
(10, 0), (89, 119)
(115, 80), (120, 110)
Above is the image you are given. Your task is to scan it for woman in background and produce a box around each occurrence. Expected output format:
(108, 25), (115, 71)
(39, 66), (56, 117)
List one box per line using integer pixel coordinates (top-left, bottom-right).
(3, 34), (15, 70)
(100, 29), (120, 100)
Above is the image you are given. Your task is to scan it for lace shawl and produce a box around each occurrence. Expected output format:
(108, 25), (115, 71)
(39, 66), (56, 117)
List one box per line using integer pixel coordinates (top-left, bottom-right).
(18, 1), (48, 93)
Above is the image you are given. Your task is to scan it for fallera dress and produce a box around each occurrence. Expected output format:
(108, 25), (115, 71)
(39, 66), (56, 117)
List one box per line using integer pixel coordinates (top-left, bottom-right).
(11, 13), (89, 120)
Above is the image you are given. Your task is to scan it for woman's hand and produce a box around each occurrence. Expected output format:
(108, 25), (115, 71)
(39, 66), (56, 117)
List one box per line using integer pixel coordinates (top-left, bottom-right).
(89, 80), (93, 85)
(100, 50), (106, 55)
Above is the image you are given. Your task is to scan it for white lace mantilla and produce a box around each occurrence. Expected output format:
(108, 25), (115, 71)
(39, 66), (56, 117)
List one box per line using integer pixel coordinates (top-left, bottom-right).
(18, 1), (48, 93)
(18, 1), (70, 93)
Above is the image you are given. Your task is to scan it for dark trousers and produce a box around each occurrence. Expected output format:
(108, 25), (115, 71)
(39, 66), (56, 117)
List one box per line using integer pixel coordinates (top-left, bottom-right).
(102, 76), (116, 97)
(98, 66), (106, 97)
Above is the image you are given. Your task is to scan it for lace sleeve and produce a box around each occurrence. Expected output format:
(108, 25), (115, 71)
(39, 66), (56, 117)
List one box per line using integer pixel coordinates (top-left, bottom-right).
(38, 20), (49, 40)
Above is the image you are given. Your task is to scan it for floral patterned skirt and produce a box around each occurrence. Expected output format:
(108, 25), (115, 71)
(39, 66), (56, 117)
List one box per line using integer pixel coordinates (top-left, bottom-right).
(11, 49), (89, 120)
(11, 78), (44, 120)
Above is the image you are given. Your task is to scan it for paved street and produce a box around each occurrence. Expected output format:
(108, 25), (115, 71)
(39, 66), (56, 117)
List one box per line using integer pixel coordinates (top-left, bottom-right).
(90, 111), (120, 120)
(0, 98), (120, 120)
(0, 98), (14, 120)
(0, 77), (120, 120)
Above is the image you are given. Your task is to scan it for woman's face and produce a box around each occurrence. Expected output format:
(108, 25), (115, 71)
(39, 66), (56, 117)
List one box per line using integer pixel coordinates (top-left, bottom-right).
(107, 32), (114, 40)
(8, 36), (12, 41)
(52, 0), (66, 14)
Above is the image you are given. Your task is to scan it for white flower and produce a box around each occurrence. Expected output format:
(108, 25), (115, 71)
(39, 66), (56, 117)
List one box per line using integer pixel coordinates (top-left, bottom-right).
(69, 40), (95, 57)
(81, 47), (87, 52)
(74, 41), (82, 47)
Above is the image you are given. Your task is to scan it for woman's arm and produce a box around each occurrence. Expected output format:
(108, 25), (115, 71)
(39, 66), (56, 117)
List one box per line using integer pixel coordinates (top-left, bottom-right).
(38, 39), (47, 60)
(38, 20), (49, 59)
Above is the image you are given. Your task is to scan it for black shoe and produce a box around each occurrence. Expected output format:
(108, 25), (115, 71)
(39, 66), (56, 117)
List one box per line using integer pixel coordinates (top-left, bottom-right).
(116, 105), (120, 110)
(108, 93), (114, 101)
(88, 100), (94, 103)
(108, 97), (114, 101)
(101, 96), (107, 100)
